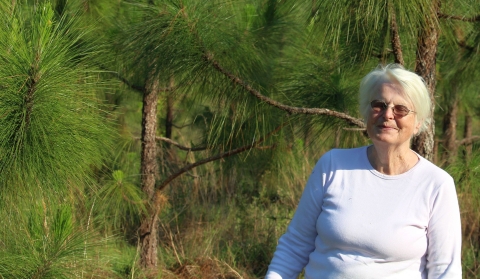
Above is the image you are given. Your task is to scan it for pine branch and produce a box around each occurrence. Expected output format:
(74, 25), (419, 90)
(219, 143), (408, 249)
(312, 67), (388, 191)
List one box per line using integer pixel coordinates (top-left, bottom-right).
(98, 65), (145, 93)
(203, 53), (366, 128)
(436, 136), (480, 146)
(155, 122), (286, 191)
(457, 136), (480, 146)
(176, 7), (364, 129)
(99, 66), (175, 94)
(114, 73), (146, 94)
(457, 40), (475, 52)
(115, 73), (174, 94)
(155, 136), (207, 151)
(256, 144), (277, 150)
(23, 49), (41, 129)
(437, 13), (480, 22)
(172, 123), (193, 129)
(138, 136), (275, 152)
(25, 65), (38, 128)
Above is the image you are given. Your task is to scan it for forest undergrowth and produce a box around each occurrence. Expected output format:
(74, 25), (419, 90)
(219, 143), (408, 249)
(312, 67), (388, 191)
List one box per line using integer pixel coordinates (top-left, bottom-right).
(155, 146), (480, 279)
(1, 136), (479, 279)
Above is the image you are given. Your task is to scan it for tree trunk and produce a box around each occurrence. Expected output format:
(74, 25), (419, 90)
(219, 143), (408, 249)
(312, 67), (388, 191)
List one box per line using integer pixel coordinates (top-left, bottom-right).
(389, 3), (404, 66)
(412, 6), (439, 161)
(433, 137), (439, 165)
(463, 113), (473, 161)
(139, 76), (160, 275)
(165, 94), (174, 139)
(442, 97), (458, 165)
(162, 77), (179, 188)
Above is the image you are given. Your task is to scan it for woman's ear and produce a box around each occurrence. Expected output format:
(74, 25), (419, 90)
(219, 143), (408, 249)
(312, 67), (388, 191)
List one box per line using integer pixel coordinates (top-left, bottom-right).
(413, 120), (422, 135)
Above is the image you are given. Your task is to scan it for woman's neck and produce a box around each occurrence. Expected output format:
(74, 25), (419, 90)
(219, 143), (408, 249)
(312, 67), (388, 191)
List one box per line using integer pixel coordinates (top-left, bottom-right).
(367, 144), (419, 175)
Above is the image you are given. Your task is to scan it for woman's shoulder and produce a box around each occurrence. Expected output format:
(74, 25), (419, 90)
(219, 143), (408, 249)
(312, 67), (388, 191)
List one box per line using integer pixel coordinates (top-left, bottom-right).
(315, 146), (369, 171)
(416, 155), (454, 182)
(411, 156), (456, 197)
(321, 146), (368, 158)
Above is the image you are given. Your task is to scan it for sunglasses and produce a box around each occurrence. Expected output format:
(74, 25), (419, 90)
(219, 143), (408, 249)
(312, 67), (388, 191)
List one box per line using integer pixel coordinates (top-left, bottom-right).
(370, 100), (415, 117)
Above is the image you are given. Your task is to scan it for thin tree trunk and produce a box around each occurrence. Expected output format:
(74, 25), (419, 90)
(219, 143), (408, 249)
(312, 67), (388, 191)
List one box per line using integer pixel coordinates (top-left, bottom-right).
(389, 3), (404, 66)
(163, 77), (178, 192)
(139, 76), (160, 275)
(442, 97), (458, 165)
(412, 6), (439, 161)
(463, 113), (473, 161)
(165, 95), (173, 139)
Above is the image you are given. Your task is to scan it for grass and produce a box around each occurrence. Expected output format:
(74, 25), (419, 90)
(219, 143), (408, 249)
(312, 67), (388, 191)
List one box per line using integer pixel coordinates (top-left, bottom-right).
(1, 142), (479, 278)
(154, 143), (480, 279)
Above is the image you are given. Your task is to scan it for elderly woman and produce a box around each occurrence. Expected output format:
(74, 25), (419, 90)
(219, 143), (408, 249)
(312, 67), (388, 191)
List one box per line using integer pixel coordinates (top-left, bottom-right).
(265, 64), (462, 279)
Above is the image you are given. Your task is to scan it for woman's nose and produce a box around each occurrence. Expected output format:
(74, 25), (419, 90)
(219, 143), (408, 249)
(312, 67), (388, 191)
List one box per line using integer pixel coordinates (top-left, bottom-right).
(383, 105), (395, 118)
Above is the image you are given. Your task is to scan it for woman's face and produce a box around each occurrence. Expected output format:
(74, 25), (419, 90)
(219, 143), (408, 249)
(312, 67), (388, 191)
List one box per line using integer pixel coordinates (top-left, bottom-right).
(366, 83), (420, 149)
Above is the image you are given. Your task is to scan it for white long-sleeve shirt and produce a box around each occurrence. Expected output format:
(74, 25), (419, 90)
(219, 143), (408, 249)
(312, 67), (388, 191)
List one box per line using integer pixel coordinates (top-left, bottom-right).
(266, 146), (462, 279)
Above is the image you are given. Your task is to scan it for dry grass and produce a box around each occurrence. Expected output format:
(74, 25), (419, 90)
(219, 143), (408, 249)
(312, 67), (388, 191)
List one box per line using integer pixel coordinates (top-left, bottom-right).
(164, 257), (250, 279)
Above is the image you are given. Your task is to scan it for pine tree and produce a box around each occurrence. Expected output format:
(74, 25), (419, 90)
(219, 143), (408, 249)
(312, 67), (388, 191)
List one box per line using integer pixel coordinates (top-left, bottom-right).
(0, 2), (114, 278)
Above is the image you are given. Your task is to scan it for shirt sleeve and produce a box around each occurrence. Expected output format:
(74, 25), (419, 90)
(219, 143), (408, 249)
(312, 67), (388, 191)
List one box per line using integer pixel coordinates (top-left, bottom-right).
(265, 153), (329, 279)
(426, 177), (462, 279)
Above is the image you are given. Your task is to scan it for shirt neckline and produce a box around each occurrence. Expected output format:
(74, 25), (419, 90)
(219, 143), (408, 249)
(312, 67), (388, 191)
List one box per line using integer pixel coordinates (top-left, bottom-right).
(363, 145), (422, 180)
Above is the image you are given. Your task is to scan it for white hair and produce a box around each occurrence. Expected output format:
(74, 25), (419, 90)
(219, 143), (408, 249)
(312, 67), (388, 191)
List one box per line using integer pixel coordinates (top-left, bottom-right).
(359, 64), (431, 134)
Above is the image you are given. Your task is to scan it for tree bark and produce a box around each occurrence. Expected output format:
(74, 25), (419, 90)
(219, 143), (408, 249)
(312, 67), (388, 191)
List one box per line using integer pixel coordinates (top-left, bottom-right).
(463, 113), (473, 161)
(389, 4), (404, 66)
(164, 75), (175, 140)
(442, 97), (458, 165)
(165, 94), (173, 140)
(433, 137), (439, 165)
(412, 6), (439, 161)
(139, 76), (160, 275)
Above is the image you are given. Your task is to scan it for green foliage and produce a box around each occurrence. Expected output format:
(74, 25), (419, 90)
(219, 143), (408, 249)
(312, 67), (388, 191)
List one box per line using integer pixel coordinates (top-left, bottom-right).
(0, 0), (479, 278)
(0, 201), (97, 279)
(94, 170), (147, 233)
(0, 2), (113, 189)
(0, 2), (118, 279)
(312, 0), (432, 62)
(112, 0), (342, 151)
(447, 151), (480, 278)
